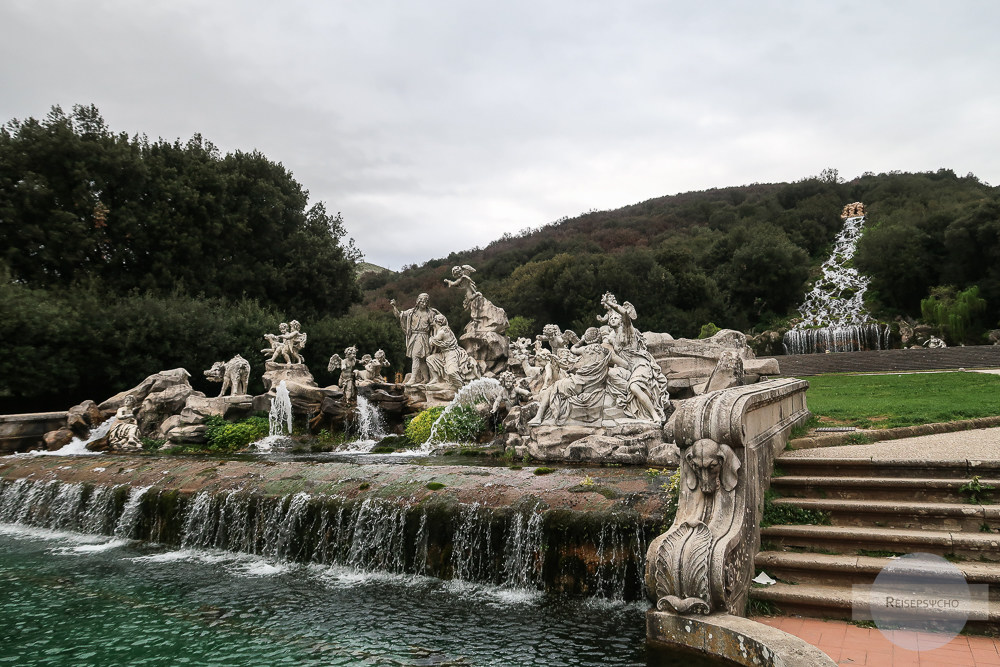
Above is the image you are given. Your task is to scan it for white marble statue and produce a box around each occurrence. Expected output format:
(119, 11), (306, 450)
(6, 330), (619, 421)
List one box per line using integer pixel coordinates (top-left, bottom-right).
(356, 349), (390, 384)
(263, 320), (307, 365)
(426, 313), (482, 391)
(526, 293), (671, 428)
(600, 292), (670, 423)
(536, 324), (578, 355)
(108, 395), (143, 451)
(391, 294), (440, 385)
(204, 354), (251, 396)
(528, 327), (611, 426)
(443, 264), (510, 374)
(328, 346), (359, 401)
(491, 370), (533, 415)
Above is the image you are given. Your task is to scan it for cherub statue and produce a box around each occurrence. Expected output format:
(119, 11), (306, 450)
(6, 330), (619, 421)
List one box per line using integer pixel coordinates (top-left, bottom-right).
(356, 354), (374, 382)
(536, 324), (578, 354)
(263, 320), (307, 364)
(369, 349), (390, 383)
(285, 320), (307, 364)
(262, 322), (290, 362)
(327, 346), (358, 401)
(444, 265), (479, 307)
(491, 370), (533, 415)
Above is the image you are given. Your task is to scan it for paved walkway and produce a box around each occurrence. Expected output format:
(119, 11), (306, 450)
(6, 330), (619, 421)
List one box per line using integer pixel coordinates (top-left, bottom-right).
(759, 616), (1000, 666)
(782, 425), (1000, 462)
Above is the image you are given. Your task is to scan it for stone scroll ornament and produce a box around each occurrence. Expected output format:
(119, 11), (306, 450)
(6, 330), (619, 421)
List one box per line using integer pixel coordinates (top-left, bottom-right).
(645, 438), (741, 614)
(645, 379), (809, 616)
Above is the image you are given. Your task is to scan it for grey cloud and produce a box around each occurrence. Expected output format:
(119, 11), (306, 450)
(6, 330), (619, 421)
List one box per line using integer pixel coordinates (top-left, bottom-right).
(2, 0), (999, 269)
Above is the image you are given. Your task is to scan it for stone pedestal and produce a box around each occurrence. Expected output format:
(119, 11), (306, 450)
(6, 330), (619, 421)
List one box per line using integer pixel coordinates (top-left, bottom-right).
(261, 362), (316, 391)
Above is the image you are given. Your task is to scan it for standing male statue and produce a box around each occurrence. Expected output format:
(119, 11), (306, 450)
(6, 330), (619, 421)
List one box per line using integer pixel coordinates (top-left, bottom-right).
(391, 293), (440, 385)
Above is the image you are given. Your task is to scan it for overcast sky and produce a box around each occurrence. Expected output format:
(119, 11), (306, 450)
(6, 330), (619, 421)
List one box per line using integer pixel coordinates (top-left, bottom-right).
(2, 1), (998, 270)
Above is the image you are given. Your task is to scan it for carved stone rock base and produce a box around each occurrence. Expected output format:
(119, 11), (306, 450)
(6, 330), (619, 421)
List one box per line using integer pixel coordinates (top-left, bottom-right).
(402, 384), (458, 411)
(358, 383), (407, 414)
(262, 362), (316, 391)
(524, 420), (663, 463)
(162, 394), (254, 443)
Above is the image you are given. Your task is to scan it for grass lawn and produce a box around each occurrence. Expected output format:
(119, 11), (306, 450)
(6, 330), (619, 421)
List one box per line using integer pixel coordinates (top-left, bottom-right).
(804, 371), (1000, 429)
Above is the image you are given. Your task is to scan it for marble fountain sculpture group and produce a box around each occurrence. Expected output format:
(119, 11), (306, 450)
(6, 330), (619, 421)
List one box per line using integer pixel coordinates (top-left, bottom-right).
(42, 261), (814, 665)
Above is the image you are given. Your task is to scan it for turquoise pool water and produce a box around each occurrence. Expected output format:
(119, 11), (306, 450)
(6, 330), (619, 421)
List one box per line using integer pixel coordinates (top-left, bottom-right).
(0, 525), (706, 666)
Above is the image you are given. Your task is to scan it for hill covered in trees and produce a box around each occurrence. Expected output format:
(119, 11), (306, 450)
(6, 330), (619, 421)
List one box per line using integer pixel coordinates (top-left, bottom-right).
(362, 169), (1000, 344)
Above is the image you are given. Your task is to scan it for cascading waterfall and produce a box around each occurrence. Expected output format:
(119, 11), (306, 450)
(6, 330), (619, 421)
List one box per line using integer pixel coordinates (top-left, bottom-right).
(254, 380), (294, 451)
(425, 377), (502, 449)
(269, 381), (293, 436)
(113, 486), (152, 538)
(343, 395), (388, 452)
(0, 479), (145, 539)
(0, 477), (652, 600)
(784, 207), (889, 354)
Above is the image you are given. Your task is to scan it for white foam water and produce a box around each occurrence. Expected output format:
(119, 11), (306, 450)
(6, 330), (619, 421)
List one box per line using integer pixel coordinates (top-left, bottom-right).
(269, 380), (293, 437)
(28, 417), (116, 457)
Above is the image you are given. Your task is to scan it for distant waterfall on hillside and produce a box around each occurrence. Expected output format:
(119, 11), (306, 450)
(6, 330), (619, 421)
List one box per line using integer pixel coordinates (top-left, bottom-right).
(783, 202), (889, 354)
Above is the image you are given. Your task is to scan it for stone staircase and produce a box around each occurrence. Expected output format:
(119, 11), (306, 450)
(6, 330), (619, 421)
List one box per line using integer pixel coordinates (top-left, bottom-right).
(751, 455), (1000, 631)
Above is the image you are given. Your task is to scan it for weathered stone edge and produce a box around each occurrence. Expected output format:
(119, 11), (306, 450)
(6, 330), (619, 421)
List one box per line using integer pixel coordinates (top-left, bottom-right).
(789, 415), (1000, 450)
(646, 610), (836, 667)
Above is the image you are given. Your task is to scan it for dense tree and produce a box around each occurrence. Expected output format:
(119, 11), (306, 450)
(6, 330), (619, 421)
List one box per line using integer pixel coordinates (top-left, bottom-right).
(0, 105), (360, 319)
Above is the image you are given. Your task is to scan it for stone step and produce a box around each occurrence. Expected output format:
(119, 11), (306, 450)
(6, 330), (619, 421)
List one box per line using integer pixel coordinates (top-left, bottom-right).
(775, 457), (1000, 479)
(771, 475), (1000, 503)
(760, 524), (1000, 559)
(750, 582), (999, 630)
(770, 497), (1000, 532)
(754, 551), (1000, 600)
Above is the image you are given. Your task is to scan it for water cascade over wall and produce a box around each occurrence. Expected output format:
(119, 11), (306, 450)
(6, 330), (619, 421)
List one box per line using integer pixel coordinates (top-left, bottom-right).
(0, 477), (652, 600)
(783, 205), (890, 354)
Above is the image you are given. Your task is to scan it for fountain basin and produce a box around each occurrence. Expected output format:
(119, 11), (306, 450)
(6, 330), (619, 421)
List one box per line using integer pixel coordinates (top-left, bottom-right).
(0, 453), (675, 599)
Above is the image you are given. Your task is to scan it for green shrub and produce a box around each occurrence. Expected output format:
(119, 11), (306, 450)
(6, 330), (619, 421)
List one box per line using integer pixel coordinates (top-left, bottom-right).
(426, 481), (446, 490)
(534, 467), (555, 475)
(404, 405), (488, 445)
(404, 407), (446, 444)
(203, 415), (270, 453)
(698, 322), (721, 339)
(140, 437), (165, 451)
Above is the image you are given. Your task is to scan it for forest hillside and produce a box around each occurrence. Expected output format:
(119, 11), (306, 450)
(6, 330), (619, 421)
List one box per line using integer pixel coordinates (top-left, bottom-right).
(361, 169), (1000, 344)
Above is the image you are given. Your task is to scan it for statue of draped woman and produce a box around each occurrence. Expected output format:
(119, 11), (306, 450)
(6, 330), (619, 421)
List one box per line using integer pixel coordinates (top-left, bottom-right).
(426, 314), (481, 391)
(600, 293), (670, 424)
